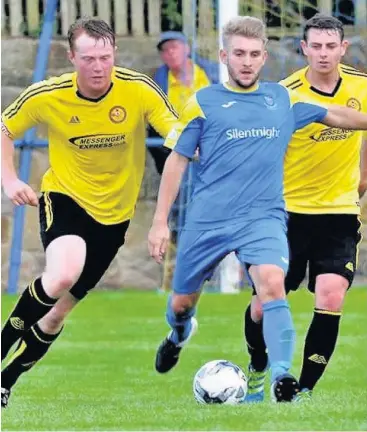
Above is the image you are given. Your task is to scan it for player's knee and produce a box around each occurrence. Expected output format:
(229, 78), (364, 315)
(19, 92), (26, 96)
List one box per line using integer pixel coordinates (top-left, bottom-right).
(171, 294), (196, 314)
(43, 236), (86, 297)
(42, 272), (79, 297)
(317, 289), (345, 311)
(260, 271), (285, 301)
(316, 275), (348, 311)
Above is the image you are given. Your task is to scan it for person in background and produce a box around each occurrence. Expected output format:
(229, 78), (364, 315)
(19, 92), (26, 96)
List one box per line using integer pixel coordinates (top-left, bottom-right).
(148, 31), (213, 291)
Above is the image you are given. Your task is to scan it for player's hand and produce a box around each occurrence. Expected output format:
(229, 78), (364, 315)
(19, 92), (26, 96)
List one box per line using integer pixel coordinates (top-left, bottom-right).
(148, 221), (170, 264)
(2, 178), (39, 207)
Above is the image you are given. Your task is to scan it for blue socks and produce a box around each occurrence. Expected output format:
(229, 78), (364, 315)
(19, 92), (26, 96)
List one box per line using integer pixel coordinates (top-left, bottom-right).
(262, 299), (295, 382)
(166, 296), (195, 344)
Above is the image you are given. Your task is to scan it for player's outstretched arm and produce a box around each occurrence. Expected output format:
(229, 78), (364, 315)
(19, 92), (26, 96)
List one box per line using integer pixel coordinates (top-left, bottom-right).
(1, 127), (38, 207)
(148, 151), (189, 264)
(320, 105), (367, 131)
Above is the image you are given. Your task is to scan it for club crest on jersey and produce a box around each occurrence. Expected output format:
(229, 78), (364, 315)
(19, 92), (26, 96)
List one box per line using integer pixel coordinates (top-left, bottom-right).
(264, 95), (277, 110)
(346, 98), (361, 112)
(109, 106), (126, 123)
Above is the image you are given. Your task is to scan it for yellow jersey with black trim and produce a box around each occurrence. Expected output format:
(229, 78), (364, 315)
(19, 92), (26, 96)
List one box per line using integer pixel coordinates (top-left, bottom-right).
(167, 63), (211, 113)
(2, 67), (178, 224)
(280, 64), (367, 215)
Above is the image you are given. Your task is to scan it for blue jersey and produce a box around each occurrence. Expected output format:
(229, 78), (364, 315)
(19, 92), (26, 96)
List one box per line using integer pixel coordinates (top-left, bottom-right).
(165, 82), (327, 230)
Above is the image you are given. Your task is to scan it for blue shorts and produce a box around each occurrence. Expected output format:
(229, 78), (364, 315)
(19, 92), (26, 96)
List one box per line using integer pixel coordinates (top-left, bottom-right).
(173, 216), (288, 294)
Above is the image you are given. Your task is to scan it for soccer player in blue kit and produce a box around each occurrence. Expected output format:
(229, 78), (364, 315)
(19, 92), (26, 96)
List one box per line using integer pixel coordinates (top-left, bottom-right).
(148, 16), (367, 402)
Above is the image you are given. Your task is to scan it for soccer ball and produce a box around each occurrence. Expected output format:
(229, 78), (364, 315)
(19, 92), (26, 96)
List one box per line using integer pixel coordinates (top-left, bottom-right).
(193, 360), (248, 405)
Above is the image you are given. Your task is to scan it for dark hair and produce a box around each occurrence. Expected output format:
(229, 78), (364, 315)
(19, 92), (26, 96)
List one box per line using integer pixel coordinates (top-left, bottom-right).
(68, 17), (115, 50)
(303, 13), (344, 42)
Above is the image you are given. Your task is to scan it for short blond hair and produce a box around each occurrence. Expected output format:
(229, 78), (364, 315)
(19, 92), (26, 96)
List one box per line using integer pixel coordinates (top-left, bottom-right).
(222, 16), (268, 48)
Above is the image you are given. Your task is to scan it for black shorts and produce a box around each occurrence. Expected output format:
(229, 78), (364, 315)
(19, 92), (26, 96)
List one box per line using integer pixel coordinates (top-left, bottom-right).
(39, 192), (130, 300)
(285, 212), (362, 293)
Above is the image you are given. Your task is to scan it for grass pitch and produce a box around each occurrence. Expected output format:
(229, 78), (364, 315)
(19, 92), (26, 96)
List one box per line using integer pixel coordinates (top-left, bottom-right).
(1, 288), (367, 431)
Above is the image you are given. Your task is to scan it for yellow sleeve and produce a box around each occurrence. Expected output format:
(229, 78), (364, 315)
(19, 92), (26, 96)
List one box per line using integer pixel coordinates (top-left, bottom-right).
(142, 78), (179, 138)
(279, 77), (293, 87)
(164, 94), (205, 157)
(1, 81), (47, 138)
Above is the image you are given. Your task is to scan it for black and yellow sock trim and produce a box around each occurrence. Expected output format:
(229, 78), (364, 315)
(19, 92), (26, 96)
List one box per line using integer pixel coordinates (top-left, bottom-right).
(31, 323), (62, 344)
(314, 308), (342, 317)
(2, 324), (64, 390)
(6, 340), (28, 366)
(29, 278), (57, 307)
(6, 324), (61, 366)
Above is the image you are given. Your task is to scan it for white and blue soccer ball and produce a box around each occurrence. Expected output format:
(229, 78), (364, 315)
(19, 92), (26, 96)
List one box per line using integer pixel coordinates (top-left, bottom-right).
(193, 360), (248, 405)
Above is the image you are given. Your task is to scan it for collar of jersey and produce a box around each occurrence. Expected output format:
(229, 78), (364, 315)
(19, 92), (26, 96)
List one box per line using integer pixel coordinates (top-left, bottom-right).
(222, 81), (259, 93)
(73, 72), (114, 103)
(301, 66), (342, 98)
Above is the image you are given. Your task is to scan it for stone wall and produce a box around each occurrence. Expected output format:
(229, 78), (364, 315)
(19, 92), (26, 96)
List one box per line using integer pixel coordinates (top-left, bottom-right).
(2, 35), (367, 292)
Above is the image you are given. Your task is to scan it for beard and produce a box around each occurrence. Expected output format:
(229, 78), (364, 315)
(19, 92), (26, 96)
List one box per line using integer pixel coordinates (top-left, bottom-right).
(227, 63), (260, 89)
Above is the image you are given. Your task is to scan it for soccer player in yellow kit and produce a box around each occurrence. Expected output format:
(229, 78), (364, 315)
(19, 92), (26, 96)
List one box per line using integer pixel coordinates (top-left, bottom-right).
(1, 18), (178, 407)
(243, 14), (367, 402)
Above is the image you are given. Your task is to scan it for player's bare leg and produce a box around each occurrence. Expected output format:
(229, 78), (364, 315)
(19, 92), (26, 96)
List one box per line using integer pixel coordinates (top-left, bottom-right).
(2, 235), (86, 361)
